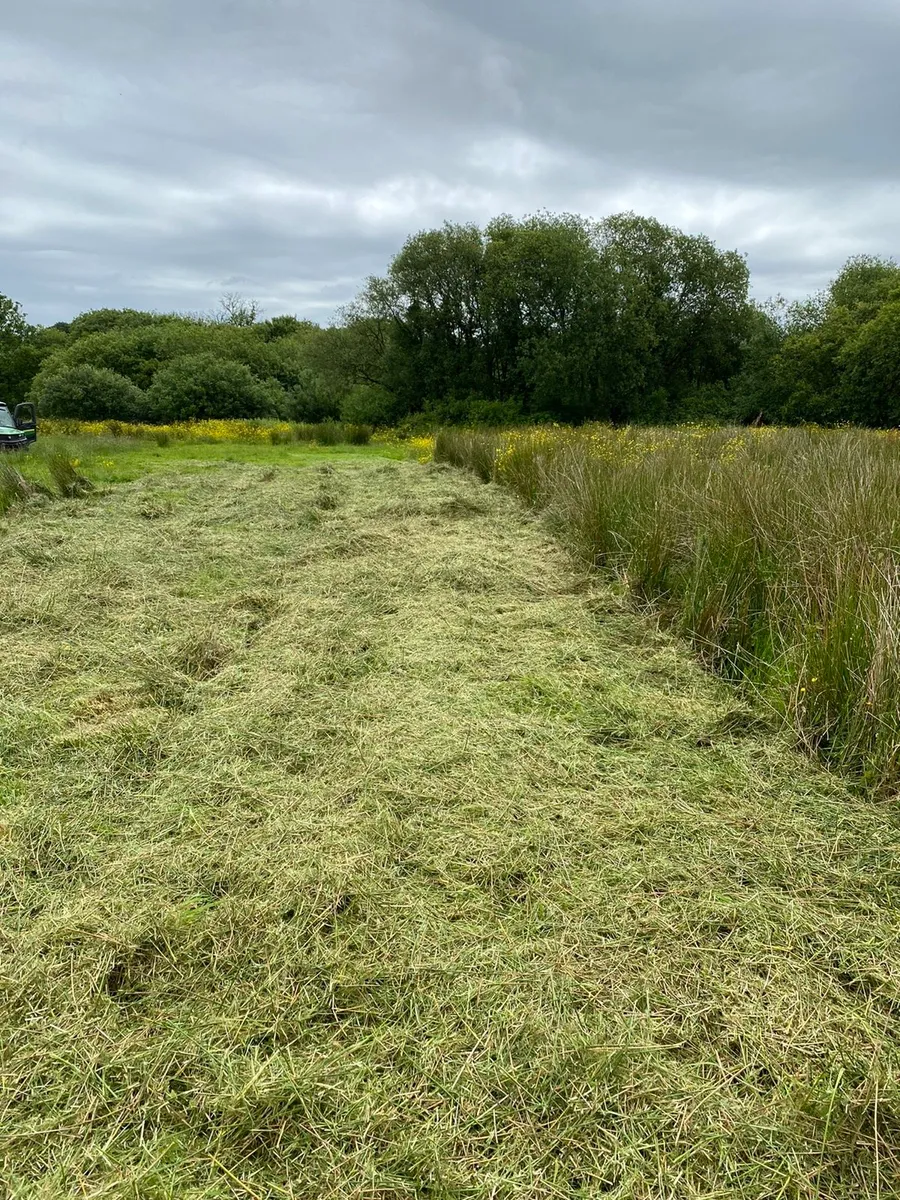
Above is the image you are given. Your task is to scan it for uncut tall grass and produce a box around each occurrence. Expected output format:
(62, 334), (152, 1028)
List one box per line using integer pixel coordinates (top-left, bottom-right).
(39, 417), (373, 445)
(436, 424), (900, 794)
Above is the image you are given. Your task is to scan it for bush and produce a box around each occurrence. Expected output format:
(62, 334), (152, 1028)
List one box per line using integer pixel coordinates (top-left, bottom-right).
(344, 424), (372, 445)
(146, 355), (284, 421)
(311, 421), (345, 446)
(34, 324), (197, 391)
(282, 369), (340, 423)
(339, 384), (400, 426)
(30, 363), (148, 421)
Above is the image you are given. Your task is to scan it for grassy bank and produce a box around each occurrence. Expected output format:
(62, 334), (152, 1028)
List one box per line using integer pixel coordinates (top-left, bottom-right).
(38, 418), (375, 446)
(2, 449), (900, 1196)
(434, 424), (900, 796)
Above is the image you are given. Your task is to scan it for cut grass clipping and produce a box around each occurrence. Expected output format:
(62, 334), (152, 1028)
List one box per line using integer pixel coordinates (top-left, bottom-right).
(2, 449), (900, 1197)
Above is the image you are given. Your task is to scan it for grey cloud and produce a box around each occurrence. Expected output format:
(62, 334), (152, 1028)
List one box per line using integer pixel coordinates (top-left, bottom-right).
(2, 0), (898, 324)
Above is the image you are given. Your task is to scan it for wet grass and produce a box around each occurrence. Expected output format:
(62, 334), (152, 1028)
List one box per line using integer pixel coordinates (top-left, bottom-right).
(2, 450), (900, 1196)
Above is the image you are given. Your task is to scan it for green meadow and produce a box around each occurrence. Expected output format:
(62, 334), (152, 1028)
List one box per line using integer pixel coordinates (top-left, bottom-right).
(2, 431), (900, 1198)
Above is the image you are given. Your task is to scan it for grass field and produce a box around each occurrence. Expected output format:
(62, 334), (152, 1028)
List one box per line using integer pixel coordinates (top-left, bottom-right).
(3, 437), (900, 1197)
(436, 424), (900, 797)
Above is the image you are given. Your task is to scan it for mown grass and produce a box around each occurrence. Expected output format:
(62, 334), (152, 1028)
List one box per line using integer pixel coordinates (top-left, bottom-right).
(1, 431), (414, 500)
(2, 448), (900, 1196)
(435, 424), (900, 797)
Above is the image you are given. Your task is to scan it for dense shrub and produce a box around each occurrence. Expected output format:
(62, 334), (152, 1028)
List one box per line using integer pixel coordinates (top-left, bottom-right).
(30, 363), (148, 421)
(282, 368), (340, 422)
(34, 324), (201, 390)
(146, 354), (283, 421)
(35, 319), (323, 397)
(338, 383), (401, 426)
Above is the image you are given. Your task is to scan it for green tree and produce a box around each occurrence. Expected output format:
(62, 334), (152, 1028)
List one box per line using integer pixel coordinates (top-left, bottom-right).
(342, 211), (752, 424)
(259, 315), (319, 341)
(34, 323), (201, 390)
(146, 354), (283, 420)
(745, 256), (900, 426)
(30, 363), (148, 420)
(482, 212), (614, 420)
(304, 318), (393, 397)
(829, 256), (900, 323)
(728, 300), (788, 422)
(375, 222), (488, 410)
(595, 213), (752, 419)
(338, 383), (401, 426)
(32, 318), (317, 397)
(838, 301), (900, 426)
(0, 293), (31, 346)
(282, 367), (340, 422)
(67, 308), (173, 340)
(0, 292), (43, 408)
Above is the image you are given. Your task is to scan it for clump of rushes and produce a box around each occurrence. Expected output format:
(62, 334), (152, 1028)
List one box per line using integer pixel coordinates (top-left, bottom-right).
(46, 452), (94, 498)
(435, 424), (900, 795)
(0, 462), (50, 514)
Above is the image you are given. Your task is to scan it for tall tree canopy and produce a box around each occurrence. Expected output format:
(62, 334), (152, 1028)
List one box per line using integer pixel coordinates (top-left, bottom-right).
(6, 214), (900, 427)
(339, 212), (754, 423)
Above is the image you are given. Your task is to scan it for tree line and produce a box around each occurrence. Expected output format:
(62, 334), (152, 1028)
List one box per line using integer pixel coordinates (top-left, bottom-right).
(2, 211), (899, 427)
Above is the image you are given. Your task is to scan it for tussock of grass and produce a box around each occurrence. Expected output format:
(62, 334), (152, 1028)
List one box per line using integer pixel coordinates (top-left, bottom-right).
(436, 424), (900, 796)
(2, 455), (900, 1196)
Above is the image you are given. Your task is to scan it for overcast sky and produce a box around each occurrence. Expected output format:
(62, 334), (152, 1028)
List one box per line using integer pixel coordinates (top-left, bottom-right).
(2, 0), (898, 325)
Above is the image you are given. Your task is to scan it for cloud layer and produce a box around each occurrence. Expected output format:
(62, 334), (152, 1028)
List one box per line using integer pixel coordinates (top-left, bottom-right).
(3, 0), (898, 323)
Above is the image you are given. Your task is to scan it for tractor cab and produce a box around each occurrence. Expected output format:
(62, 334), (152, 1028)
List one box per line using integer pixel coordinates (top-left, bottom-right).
(0, 403), (37, 451)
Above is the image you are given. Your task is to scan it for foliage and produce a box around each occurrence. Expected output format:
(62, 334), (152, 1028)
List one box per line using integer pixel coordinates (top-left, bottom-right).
(595, 213), (752, 419)
(0, 293), (46, 407)
(731, 255), (900, 426)
(437, 423), (900, 795)
(7, 219), (900, 428)
(341, 212), (753, 423)
(30, 363), (148, 421)
(338, 382), (402, 426)
(66, 307), (174, 339)
(0, 292), (32, 345)
(839, 301), (900, 426)
(30, 317), (327, 407)
(259, 314), (319, 341)
(146, 354), (283, 421)
(32, 322), (206, 391)
(0, 341), (47, 408)
(282, 367), (340, 423)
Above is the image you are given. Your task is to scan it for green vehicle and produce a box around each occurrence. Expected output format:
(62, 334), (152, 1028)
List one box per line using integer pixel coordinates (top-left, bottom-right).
(0, 402), (37, 451)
